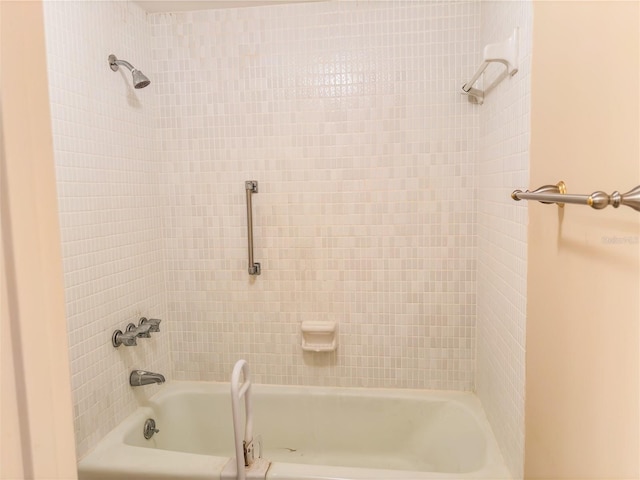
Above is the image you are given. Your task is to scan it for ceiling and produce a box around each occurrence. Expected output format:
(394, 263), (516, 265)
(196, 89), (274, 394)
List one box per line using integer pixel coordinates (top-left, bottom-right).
(134, 0), (326, 14)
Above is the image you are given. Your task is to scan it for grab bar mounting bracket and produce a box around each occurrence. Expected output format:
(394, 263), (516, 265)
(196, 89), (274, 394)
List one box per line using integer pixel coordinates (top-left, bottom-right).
(245, 180), (258, 194)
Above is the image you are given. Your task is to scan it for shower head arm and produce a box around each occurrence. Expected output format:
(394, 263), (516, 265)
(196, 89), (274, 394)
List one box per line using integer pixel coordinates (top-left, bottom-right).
(108, 54), (134, 72)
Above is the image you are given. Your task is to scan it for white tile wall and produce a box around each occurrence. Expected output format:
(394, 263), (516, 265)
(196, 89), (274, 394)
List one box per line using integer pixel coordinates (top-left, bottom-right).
(43, 0), (169, 459)
(43, 0), (530, 468)
(150, 0), (480, 390)
(476, 2), (532, 478)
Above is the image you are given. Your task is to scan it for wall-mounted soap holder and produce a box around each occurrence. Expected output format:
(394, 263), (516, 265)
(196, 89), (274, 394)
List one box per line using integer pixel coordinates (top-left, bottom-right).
(301, 321), (337, 352)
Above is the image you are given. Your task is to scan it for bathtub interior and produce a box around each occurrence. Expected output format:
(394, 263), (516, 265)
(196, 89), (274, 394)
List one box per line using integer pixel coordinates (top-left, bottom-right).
(123, 384), (488, 474)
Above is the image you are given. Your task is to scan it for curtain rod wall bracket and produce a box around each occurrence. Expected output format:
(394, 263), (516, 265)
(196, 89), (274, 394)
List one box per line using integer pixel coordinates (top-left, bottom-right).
(462, 27), (519, 104)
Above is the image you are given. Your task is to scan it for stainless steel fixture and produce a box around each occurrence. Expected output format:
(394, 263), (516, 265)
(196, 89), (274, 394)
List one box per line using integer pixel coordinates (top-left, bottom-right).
(143, 418), (159, 440)
(512, 181), (640, 212)
(112, 318), (161, 347)
(130, 370), (165, 386)
(134, 323), (153, 338)
(112, 328), (138, 347)
(108, 54), (150, 89)
(139, 317), (161, 332)
(245, 180), (261, 276)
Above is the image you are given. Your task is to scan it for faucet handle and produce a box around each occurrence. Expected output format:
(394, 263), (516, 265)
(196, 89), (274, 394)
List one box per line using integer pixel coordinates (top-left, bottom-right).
(140, 317), (161, 333)
(148, 319), (161, 332)
(112, 329), (137, 347)
(134, 323), (153, 338)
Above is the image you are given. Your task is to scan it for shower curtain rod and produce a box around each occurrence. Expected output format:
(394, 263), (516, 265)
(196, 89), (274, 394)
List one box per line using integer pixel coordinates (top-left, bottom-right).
(511, 181), (640, 212)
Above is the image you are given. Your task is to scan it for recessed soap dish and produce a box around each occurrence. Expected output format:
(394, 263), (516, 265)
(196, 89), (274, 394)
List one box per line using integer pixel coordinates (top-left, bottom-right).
(301, 321), (337, 352)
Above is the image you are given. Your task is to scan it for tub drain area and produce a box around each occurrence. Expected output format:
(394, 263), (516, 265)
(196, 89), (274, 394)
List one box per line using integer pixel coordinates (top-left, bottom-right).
(143, 418), (159, 440)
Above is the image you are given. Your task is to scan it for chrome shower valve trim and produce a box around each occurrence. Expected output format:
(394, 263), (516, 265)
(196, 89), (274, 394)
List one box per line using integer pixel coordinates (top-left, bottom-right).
(112, 320), (159, 347)
(112, 329), (137, 347)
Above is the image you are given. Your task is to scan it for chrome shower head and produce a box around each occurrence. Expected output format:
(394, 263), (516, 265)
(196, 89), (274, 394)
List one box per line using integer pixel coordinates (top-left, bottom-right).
(131, 69), (151, 89)
(108, 54), (150, 89)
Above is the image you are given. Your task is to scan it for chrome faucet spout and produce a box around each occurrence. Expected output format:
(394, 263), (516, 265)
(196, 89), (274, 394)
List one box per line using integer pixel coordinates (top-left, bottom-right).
(130, 370), (165, 387)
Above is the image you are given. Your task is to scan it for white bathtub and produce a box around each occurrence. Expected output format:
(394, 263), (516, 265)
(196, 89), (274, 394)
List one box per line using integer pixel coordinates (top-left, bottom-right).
(78, 382), (511, 480)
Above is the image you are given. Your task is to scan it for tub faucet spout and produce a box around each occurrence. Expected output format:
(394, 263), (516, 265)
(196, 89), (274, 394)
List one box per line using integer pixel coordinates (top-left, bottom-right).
(130, 370), (165, 387)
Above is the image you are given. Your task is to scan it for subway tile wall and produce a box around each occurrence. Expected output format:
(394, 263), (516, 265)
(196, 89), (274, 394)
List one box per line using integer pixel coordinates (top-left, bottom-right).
(150, 0), (480, 389)
(43, 1), (169, 459)
(476, 1), (532, 478)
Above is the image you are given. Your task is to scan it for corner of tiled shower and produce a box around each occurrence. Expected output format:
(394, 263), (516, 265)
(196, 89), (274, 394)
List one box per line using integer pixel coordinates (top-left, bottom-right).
(476, 1), (531, 477)
(43, 1), (530, 477)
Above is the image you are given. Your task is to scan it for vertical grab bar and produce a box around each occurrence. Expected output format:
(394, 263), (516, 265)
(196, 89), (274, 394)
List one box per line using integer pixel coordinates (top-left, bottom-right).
(245, 181), (261, 276)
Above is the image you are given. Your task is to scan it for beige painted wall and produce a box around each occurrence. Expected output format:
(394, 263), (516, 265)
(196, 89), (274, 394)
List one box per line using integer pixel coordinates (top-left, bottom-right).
(0, 0), (77, 477)
(526, 2), (639, 479)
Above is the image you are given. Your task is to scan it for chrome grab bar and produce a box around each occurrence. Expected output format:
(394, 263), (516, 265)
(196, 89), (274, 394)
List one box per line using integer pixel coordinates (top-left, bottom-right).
(512, 181), (640, 212)
(245, 181), (261, 275)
